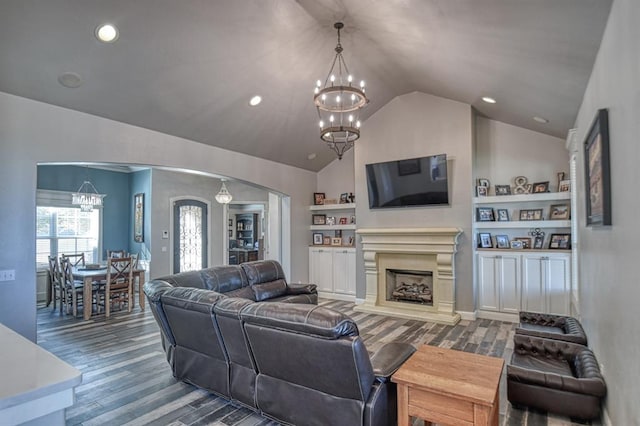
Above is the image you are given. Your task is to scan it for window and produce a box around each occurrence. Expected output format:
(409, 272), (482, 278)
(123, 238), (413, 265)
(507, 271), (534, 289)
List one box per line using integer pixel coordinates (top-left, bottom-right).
(36, 190), (101, 264)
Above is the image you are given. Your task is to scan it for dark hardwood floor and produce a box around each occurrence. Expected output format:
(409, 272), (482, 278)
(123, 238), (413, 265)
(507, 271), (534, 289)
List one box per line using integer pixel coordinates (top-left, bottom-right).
(35, 299), (600, 426)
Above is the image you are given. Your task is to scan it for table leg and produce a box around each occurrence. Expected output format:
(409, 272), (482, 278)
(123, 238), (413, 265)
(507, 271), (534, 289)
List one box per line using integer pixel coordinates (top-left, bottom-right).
(83, 277), (92, 320)
(138, 271), (146, 310)
(397, 384), (410, 426)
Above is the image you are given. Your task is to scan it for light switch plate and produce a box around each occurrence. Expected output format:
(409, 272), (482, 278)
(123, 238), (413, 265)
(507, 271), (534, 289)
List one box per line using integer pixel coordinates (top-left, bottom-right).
(0, 270), (15, 281)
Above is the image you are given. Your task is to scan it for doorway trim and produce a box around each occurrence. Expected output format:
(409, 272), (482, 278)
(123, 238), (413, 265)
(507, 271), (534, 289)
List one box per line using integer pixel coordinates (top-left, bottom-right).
(169, 195), (212, 274)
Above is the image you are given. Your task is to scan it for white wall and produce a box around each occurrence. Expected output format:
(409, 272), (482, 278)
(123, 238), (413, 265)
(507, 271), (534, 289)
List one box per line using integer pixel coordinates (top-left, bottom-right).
(0, 92), (315, 341)
(354, 92), (474, 311)
(475, 117), (569, 191)
(316, 148), (355, 200)
(572, 0), (639, 423)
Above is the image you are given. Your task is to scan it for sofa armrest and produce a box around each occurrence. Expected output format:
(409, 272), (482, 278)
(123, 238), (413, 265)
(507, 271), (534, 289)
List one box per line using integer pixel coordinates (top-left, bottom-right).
(519, 311), (566, 328)
(286, 283), (317, 295)
(371, 342), (416, 381)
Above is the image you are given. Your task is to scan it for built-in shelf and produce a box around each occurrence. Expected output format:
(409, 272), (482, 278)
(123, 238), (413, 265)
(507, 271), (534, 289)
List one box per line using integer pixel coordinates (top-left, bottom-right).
(309, 203), (356, 211)
(309, 224), (357, 231)
(475, 220), (571, 229)
(476, 248), (572, 254)
(473, 192), (570, 204)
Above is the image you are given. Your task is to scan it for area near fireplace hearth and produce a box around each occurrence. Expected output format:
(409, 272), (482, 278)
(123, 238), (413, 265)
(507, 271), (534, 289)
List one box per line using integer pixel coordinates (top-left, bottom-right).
(355, 228), (462, 324)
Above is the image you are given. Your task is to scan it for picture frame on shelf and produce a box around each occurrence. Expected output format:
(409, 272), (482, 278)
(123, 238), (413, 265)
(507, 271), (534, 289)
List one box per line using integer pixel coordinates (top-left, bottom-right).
(339, 217), (348, 225)
(313, 233), (324, 245)
(532, 181), (549, 193)
(476, 207), (495, 222)
(339, 193), (349, 204)
(331, 237), (342, 246)
(312, 214), (326, 225)
(478, 233), (492, 248)
(324, 198), (337, 205)
(510, 240), (524, 250)
(496, 209), (509, 222)
(496, 235), (510, 249)
(533, 236), (545, 249)
(495, 185), (511, 196)
(476, 185), (488, 196)
(559, 179), (571, 192)
(519, 208), (543, 221)
(350, 215), (356, 224)
(550, 204), (570, 220)
(514, 237), (531, 249)
(323, 236), (332, 245)
(347, 236), (354, 246)
(477, 178), (490, 188)
(584, 108), (612, 226)
(326, 216), (336, 226)
(313, 192), (325, 205)
(556, 172), (565, 191)
(334, 230), (342, 238)
(549, 233), (571, 249)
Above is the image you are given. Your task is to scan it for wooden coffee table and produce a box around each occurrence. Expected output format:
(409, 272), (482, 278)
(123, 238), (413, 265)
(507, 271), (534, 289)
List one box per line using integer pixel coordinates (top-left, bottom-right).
(392, 345), (504, 426)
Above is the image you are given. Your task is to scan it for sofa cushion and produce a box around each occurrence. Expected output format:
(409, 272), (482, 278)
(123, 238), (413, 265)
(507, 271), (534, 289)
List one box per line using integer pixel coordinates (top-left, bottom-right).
(252, 279), (288, 301)
(156, 270), (207, 289)
(241, 302), (359, 339)
(224, 285), (256, 301)
(201, 265), (249, 293)
(241, 260), (285, 286)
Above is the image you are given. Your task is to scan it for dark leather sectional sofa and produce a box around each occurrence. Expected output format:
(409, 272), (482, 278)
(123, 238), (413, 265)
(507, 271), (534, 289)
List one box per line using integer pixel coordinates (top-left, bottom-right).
(144, 260), (416, 426)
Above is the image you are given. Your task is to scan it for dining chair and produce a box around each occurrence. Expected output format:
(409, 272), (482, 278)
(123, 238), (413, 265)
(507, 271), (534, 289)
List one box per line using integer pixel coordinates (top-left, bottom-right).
(62, 252), (85, 268)
(60, 257), (85, 317)
(47, 255), (64, 313)
(105, 256), (134, 318)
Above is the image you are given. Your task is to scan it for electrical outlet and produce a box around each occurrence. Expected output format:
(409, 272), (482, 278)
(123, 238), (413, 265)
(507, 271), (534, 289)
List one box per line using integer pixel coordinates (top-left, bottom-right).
(0, 270), (16, 281)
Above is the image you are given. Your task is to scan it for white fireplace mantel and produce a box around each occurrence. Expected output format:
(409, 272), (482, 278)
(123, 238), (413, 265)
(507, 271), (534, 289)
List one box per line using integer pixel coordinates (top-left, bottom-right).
(355, 227), (463, 324)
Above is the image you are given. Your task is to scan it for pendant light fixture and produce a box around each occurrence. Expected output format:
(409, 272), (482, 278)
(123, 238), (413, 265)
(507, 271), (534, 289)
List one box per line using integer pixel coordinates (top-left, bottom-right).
(215, 179), (233, 204)
(314, 22), (369, 160)
(71, 166), (105, 212)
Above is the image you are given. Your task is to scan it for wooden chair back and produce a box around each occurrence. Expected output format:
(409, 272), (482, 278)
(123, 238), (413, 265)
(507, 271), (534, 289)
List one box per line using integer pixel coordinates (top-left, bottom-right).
(107, 250), (128, 259)
(48, 255), (61, 285)
(62, 253), (85, 267)
(106, 257), (133, 287)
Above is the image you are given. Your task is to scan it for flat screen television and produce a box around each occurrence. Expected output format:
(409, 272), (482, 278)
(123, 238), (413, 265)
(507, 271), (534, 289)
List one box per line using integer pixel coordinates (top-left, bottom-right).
(366, 154), (449, 209)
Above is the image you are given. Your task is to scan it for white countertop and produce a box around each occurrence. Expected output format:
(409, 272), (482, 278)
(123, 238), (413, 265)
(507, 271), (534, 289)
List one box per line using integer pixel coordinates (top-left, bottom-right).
(0, 323), (82, 419)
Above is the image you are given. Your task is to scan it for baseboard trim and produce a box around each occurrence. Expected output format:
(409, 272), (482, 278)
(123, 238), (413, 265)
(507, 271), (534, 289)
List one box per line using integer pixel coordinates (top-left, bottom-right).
(476, 310), (519, 323)
(355, 298), (365, 305)
(456, 310), (477, 321)
(317, 291), (356, 303)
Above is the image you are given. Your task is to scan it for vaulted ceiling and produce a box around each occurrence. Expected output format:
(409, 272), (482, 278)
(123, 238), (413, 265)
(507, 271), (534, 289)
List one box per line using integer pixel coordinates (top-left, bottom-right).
(0, 0), (612, 171)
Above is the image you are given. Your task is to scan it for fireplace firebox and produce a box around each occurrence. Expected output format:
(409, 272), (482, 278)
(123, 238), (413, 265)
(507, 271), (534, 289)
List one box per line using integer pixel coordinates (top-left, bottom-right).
(386, 269), (433, 305)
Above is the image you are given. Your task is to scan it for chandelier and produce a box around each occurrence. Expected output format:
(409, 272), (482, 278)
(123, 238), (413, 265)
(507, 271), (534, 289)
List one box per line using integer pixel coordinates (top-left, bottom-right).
(72, 170), (105, 212)
(215, 179), (233, 204)
(314, 22), (369, 160)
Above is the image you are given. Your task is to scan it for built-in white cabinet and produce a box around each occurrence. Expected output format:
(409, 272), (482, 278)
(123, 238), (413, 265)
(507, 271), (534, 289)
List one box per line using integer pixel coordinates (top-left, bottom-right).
(477, 251), (570, 320)
(309, 246), (356, 300)
(521, 253), (571, 315)
(477, 252), (520, 314)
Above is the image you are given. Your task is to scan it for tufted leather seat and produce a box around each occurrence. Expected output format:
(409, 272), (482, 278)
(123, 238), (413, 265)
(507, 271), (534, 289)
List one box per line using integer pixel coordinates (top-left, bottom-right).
(507, 334), (606, 420)
(516, 311), (588, 345)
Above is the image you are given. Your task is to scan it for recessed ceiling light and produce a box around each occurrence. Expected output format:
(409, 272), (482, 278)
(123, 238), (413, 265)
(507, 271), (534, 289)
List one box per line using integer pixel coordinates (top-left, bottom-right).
(95, 24), (119, 43)
(307, 153), (317, 160)
(533, 116), (549, 123)
(249, 95), (262, 106)
(58, 72), (83, 88)
(482, 96), (496, 104)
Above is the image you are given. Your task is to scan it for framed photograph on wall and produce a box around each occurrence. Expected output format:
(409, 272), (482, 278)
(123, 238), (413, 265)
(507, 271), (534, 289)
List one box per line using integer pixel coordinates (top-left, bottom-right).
(584, 108), (612, 226)
(134, 193), (144, 243)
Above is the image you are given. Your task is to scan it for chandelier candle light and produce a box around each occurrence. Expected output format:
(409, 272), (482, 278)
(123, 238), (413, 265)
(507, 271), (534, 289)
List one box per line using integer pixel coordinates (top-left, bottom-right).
(314, 22), (369, 160)
(72, 180), (105, 212)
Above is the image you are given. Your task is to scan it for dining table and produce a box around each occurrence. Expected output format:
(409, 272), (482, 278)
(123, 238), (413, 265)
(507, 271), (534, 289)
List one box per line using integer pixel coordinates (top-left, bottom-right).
(73, 265), (146, 320)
